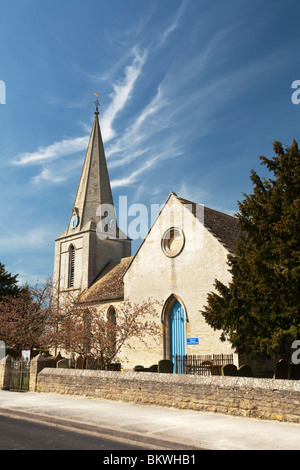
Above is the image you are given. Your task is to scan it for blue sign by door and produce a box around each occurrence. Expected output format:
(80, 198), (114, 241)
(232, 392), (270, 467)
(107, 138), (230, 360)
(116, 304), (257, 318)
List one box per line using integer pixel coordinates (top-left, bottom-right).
(187, 338), (199, 345)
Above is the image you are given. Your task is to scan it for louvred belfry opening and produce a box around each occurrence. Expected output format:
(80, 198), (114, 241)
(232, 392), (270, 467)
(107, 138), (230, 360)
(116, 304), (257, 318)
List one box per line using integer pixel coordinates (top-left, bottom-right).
(68, 245), (75, 288)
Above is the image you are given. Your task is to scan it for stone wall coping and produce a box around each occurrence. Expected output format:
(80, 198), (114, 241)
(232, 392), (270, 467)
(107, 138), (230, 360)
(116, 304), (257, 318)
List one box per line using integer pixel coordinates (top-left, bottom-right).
(38, 368), (300, 392)
(0, 355), (13, 364)
(31, 353), (49, 363)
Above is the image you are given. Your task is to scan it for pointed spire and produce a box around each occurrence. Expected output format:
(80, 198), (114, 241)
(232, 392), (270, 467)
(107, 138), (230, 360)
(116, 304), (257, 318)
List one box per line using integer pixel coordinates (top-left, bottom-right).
(69, 96), (114, 232)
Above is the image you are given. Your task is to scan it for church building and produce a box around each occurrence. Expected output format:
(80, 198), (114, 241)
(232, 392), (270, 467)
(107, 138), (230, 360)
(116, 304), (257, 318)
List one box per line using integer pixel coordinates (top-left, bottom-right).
(53, 102), (241, 371)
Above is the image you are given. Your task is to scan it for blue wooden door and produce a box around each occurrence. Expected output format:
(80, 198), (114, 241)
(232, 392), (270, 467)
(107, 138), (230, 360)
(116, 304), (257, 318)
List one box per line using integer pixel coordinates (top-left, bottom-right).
(170, 301), (186, 373)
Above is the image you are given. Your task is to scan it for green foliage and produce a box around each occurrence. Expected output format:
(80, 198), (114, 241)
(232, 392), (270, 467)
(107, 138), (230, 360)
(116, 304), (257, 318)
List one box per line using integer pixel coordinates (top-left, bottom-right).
(0, 262), (21, 299)
(202, 139), (300, 359)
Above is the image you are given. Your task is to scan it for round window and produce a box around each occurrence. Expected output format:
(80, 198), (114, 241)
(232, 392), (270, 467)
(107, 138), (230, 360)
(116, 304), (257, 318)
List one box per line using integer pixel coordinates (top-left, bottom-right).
(161, 227), (185, 258)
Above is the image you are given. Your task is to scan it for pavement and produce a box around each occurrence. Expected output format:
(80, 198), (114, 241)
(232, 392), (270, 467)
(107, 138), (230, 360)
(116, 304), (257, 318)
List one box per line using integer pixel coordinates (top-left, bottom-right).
(0, 390), (300, 450)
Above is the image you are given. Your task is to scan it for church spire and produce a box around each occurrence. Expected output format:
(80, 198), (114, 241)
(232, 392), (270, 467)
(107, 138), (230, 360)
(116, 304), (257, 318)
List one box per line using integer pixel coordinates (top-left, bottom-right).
(69, 95), (114, 232)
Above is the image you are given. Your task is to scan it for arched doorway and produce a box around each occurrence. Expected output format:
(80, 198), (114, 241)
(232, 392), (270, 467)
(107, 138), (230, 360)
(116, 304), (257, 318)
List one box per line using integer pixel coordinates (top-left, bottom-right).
(162, 295), (187, 373)
(170, 301), (186, 372)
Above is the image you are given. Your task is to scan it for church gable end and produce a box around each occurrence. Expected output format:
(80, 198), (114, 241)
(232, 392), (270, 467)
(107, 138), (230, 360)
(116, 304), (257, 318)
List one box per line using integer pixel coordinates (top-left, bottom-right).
(124, 192), (240, 282)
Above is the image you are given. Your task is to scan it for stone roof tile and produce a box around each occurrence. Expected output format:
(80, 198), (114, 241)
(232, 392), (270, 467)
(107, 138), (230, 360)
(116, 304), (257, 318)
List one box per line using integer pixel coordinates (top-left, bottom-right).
(177, 196), (241, 254)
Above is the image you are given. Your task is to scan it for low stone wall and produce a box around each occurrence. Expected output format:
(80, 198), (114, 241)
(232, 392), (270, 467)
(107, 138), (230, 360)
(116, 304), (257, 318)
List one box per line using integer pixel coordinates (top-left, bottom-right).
(0, 355), (12, 390)
(36, 368), (300, 423)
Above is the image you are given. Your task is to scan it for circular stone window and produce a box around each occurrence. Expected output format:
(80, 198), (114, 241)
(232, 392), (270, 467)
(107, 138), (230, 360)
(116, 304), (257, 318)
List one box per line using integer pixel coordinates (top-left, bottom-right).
(161, 227), (185, 258)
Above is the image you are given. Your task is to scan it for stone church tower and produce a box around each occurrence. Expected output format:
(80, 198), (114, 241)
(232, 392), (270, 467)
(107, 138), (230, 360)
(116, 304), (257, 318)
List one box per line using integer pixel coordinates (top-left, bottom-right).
(53, 101), (131, 297)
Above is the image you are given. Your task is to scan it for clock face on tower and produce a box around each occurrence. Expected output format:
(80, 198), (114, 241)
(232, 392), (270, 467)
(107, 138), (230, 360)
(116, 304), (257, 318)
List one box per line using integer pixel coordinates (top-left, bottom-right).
(70, 214), (79, 230)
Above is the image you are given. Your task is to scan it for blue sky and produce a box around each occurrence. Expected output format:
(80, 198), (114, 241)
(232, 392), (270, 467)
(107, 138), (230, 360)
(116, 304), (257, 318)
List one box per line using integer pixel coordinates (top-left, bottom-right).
(0, 0), (300, 284)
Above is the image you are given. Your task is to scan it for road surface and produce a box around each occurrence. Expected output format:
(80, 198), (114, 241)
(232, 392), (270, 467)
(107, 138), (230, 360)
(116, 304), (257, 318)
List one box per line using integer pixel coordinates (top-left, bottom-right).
(0, 414), (153, 451)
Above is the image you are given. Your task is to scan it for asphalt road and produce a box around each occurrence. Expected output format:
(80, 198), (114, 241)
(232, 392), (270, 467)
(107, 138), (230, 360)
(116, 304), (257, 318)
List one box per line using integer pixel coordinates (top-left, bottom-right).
(0, 414), (152, 451)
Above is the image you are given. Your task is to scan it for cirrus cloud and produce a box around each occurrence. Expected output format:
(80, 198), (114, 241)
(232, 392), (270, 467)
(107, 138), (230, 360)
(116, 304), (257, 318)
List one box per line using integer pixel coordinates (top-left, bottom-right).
(12, 46), (147, 176)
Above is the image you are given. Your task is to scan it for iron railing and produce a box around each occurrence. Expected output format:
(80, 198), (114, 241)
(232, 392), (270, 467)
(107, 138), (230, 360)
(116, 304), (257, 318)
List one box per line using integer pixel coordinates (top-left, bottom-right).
(175, 354), (234, 375)
(9, 358), (30, 391)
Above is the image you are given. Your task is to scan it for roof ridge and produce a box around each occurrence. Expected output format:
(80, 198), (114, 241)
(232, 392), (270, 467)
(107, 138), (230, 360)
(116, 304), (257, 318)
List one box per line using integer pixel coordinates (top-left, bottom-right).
(176, 194), (237, 220)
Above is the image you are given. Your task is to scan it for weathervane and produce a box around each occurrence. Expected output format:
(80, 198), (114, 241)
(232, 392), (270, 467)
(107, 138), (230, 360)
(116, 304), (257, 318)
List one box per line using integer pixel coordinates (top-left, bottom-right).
(94, 92), (100, 113)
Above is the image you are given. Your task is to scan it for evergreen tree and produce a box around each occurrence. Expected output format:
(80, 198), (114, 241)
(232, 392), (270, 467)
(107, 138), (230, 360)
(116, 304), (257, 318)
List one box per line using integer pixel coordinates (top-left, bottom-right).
(202, 139), (300, 359)
(0, 262), (21, 299)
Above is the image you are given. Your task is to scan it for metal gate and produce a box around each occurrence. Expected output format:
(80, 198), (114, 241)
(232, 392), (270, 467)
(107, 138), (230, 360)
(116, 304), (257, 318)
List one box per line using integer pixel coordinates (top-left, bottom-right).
(175, 354), (234, 376)
(10, 358), (30, 391)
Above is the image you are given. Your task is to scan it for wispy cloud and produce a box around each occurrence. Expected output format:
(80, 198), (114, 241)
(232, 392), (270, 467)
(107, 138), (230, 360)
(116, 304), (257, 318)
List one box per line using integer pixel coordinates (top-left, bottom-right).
(13, 136), (89, 166)
(0, 226), (51, 250)
(12, 47), (147, 186)
(111, 153), (160, 188)
(10, 3), (191, 189)
(12, 1), (185, 174)
(106, 83), (168, 166)
(101, 47), (147, 142)
(31, 166), (70, 185)
(111, 145), (183, 189)
(12, 12), (260, 193)
(158, 0), (187, 46)
(177, 182), (209, 203)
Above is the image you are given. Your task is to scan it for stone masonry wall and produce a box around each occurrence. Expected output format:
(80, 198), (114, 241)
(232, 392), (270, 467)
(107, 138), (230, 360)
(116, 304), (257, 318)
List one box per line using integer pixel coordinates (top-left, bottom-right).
(123, 196), (237, 370)
(36, 368), (300, 423)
